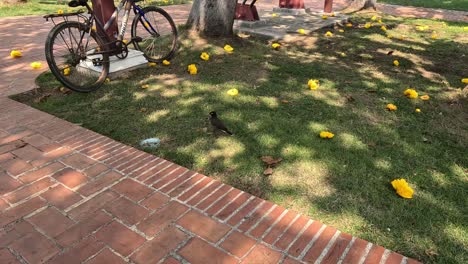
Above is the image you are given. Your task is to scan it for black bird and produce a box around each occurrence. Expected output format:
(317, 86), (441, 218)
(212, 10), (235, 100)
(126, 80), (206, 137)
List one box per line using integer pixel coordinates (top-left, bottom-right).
(209, 111), (233, 135)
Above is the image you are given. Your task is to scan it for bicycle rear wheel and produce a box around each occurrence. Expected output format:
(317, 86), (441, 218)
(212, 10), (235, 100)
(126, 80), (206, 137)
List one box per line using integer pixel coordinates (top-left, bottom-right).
(131, 6), (178, 62)
(45, 21), (110, 92)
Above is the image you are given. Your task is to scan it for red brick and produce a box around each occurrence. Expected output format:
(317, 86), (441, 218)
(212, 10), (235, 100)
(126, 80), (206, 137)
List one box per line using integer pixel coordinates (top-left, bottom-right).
(215, 191), (250, 220)
(10, 232), (59, 264)
(64, 134), (99, 150)
(179, 237), (237, 264)
(4, 177), (54, 204)
(27, 207), (74, 237)
(0, 199), (8, 211)
(220, 231), (256, 258)
(120, 154), (155, 174)
(263, 210), (297, 245)
(112, 178), (153, 202)
(303, 226), (338, 262)
(237, 201), (275, 232)
(162, 257), (181, 264)
(23, 134), (54, 149)
(407, 258), (423, 264)
(283, 257), (301, 264)
(105, 148), (139, 166)
(68, 190), (119, 221)
(95, 221), (146, 256)
(227, 197), (263, 227)
(0, 248), (20, 264)
(135, 159), (171, 182)
(30, 147), (72, 167)
(104, 197), (150, 225)
(363, 245), (386, 264)
(79, 137), (114, 154)
(342, 238), (369, 264)
(53, 168), (88, 188)
(129, 158), (162, 178)
(186, 180), (222, 206)
(61, 153), (95, 170)
(144, 163), (179, 184)
(0, 142), (18, 154)
(137, 201), (188, 237)
(196, 184), (232, 210)
(177, 210), (230, 242)
(55, 210), (113, 247)
(130, 226), (188, 264)
(11, 145), (43, 161)
(140, 192), (169, 211)
(321, 232), (353, 264)
(1, 158), (32, 176)
(159, 171), (197, 194)
(288, 221), (323, 257)
(0, 221), (36, 248)
(0, 172), (22, 195)
(83, 163), (109, 178)
(274, 215), (310, 250)
(385, 252), (404, 264)
(19, 162), (65, 183)
(87, 140), (119, 156)
(206, 189), (242, 216)
(0, 130), (33, 145)
(48, 236), (105, 264)
(240, 244), (282, 264)
(40, 185), (82, 210)
(0, 153), (15, 163)
(93, 144), (126, 161)
(249, 205), (285, 238)
(86, 248), (127, 264)
(167, 173), (205, 197)
(177, 177), (212, 201)
(77, 171), (122, 196)
(151, 166), (189, 189)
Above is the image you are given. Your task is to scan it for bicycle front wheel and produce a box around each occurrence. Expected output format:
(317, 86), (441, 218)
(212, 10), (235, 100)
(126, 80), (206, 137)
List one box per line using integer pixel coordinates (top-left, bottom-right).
(45, 21), (110, 92)
(131, 6), (178, 62)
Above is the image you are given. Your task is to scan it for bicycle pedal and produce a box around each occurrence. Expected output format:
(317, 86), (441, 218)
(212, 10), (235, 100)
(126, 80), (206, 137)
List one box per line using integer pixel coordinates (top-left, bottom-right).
(92, 58), (103, 66)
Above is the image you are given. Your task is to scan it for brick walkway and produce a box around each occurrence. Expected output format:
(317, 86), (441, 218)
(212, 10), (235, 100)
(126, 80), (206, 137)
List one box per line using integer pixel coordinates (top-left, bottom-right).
(0, 3), (429, 264)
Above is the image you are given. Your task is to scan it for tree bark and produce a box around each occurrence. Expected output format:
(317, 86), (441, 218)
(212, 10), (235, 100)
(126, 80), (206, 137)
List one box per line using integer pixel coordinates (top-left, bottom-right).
(341, 0), (377, 13)
(186, 0), (237, 37)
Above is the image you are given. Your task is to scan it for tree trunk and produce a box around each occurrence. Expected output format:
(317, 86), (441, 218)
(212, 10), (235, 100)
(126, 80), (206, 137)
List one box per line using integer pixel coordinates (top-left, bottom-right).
(341, 0), (377, 13)
(186, 0), (237, 37)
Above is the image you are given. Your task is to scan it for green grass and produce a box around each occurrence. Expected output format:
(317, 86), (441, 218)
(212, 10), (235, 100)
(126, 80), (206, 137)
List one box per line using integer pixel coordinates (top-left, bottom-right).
(0, 0), (191, 17)
(380, 0), (468, 11)
(14, 15), (468, 263)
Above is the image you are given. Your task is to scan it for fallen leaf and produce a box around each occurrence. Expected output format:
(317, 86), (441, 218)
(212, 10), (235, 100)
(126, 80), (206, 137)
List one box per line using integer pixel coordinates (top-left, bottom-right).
(263, 168), (273, 176)
(33, 93), (51, 103)
(387, 50), (394, 56)
(260, 156), (283, 166)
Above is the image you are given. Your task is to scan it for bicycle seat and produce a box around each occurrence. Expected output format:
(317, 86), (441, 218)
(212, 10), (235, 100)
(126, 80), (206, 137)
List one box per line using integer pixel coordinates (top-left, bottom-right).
(68, 0), (88, 7)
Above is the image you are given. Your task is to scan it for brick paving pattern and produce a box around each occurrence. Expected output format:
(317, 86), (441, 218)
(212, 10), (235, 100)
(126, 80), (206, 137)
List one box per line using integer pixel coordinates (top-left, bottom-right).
(1, 1), (455, 263)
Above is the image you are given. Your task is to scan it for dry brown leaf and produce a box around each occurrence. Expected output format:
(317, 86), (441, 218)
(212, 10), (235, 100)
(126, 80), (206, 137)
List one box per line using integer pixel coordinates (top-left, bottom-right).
(33, 93), (51, 103)
(260, 156), (283, 166)
(59, 87), (72, 94)
(263, 168), (273, 176)
(281, 100), (289, 104)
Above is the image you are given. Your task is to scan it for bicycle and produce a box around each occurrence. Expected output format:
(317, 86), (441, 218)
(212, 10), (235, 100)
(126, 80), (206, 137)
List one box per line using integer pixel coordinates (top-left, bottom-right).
(44, 0), (178, 92)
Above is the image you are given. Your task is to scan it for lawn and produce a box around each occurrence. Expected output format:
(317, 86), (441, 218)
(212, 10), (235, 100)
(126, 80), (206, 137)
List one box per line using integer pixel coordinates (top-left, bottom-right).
(379, 0), (468, 12)
(0, 0), (191, 17)
(14, 14), (468, 263)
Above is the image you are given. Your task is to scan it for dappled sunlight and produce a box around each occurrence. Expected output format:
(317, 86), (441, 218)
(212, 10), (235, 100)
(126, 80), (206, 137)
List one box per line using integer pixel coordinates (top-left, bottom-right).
(374, 158), (393, 170)
(146, 109), (170, 123)
(339, 133), (368, 150)
(208, 137), (245, 165)
(281, 144), (315, 160)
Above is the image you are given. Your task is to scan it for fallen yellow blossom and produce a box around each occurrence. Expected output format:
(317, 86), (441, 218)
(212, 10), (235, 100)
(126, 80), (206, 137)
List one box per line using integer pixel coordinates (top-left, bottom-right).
(63, 67), (70, 76)
(272, 43), (281, 49)
(200, 52), (210, 61)
(461, 78), (468, 84)
(381, 26), (387, 31)
(188, 64), (197, 75)
(386, 103), (397, 111)
(371, 15), (377, 21)
(345, 23), (353, 27)
(30, 62), (42, 69)
(57, 9), (64, 14)
(339, 29), (345, 33)
(325, 31), (333, 37)
(431, 32), (438, 39)
(364, 23), (372, 29)
(415, 108), (421, 113)
(272, 13), (278, 17)
(319, 131), (334, 139)
(141, 84), (149, 89)
(162, 60), (171, 65)
(227, 88), (239, 96)
(404, 88), (418, 99)
(391, 179), (414, 199)
(393, 60), (400, 67)
(297, 28), (306, 35)
(224, 44), (234, 53)
(322, 15), (328, 20)
(308, 79), (320, 90)
(148, 62), (157, 67)
(10, 50), (22, 58)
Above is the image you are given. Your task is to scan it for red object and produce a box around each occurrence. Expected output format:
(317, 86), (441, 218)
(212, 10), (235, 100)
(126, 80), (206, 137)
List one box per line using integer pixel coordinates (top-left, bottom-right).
(91, 0), (118, 40)
(235, 1), (260, 21)
(324, 0), (333, 13)
(279, 0), (304, 9)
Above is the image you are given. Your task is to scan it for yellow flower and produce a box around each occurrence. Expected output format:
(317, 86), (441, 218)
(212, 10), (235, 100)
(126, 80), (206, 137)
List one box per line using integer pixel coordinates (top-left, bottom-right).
(10, 50), (22, 58)
(105, 78), (110, 83)
(464, 26), (468, 31)
(404, 88), (418, 99)
(416, 25), (429, 31)
(325, 31), (333, 37)
(415, 108), (421, 113)
(297, 28), (306, 35)
(378, 19), (383, 24)
(200, 52), (210, 61)
(148, 62), (157, 67)
(393, 60), (399, 67)
(271, 13), (278, 17)
(187, 64), (198, 75)
(431, 33), (438, 39)
(364, 23), (371, 29)
(30, 62), (42, 69)
(420, 95), (430, 101)
(391, 179), (414, 199)
(387, 34), (393, 39)
(371, 15), (377, 21)
(322, 15), (328, 20)
(386, 103), (397, 111)
(319, 131), (335, 139)
(271, 43), (281, 49)
(141, 84), (149, 89)
(227, 88), (239, 96)
(381, 25), (387, 31)
(340, 52), (347, 57)
(308, 79), (320, 90)
(63, 67), (70, 76)
(162, 60), (171, 65)
(339, 29), (345, 33)
(345, 23), (353, 27)
(57, 9), (64, 14)
(330, 12), (336, 17)
(224, 44), (234, 53)
(461, 78), (468, 84)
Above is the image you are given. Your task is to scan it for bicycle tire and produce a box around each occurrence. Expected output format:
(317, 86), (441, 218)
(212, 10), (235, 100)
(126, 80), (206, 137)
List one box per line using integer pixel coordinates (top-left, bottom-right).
(45, 21), (110, 92)
(131, 6), (178, 62)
